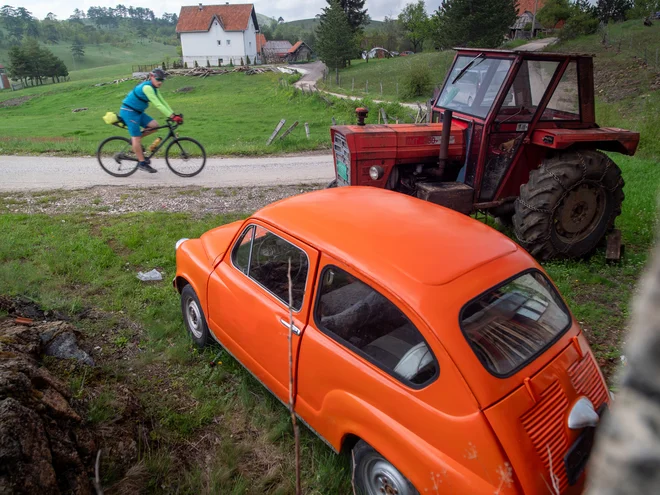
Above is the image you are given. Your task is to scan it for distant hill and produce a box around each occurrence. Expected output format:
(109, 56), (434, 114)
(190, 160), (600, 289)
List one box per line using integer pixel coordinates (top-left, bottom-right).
(281, 18), (384, 30)
(256, 13), (276, 27)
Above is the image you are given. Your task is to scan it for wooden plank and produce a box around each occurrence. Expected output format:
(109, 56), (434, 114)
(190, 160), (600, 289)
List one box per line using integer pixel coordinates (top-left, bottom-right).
(279, 121), (299, 141)
(267, 119), (286, 145)
(606, 229), (623, 262)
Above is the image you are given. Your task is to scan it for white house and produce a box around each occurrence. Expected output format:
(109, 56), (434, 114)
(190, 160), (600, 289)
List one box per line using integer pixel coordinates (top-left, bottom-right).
(176, 3), (260, 67)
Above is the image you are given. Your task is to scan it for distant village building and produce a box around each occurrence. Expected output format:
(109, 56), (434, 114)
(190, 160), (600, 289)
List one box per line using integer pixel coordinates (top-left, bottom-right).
(0, 65), (10, 90)
(263, 40), (292, 63)
(510, 0), (546, 39)
(176, 3), (261, 66)
(286, 41), (312, 62)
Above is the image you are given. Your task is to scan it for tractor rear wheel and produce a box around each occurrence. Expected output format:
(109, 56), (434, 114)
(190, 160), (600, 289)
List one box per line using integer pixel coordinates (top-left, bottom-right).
(513, 150), (624, 260)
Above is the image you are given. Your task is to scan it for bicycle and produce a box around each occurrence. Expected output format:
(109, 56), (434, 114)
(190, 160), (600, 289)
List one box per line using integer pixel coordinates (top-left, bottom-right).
(97, 114), (206, 178)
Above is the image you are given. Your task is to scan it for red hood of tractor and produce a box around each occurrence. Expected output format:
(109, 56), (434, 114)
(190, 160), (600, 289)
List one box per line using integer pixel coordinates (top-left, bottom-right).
(331, 122), (467, 165)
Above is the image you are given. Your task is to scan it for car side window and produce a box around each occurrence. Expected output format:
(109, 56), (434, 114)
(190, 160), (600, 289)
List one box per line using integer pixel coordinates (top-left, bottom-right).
(232, 226), (254, 275)
(315, 266), (438, 386)
(231, 225), (309, 311)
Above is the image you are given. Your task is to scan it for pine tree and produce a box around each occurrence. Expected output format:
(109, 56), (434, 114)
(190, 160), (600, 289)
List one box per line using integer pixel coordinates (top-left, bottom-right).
(206, 59), (210, 67)
(597, 0), (632, 22)
(246, 55), (251, 64)
(184, 61), (188, 69)
(432, 0), (517, 49)
(194, 60), (199, 68)
(325, 0), (368, 33)
(71, 37), (85, 60)
(240, 57), (244, 65)
(317, 0), (356, 83)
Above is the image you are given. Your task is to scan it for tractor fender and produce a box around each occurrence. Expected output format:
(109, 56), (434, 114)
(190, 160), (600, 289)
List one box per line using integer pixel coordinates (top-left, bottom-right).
(531, 127), (640, 156)
(315, 390), (515, 494)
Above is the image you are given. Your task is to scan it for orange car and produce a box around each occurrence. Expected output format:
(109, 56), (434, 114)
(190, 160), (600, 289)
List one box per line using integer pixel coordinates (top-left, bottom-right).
(174, 187), (610, 494)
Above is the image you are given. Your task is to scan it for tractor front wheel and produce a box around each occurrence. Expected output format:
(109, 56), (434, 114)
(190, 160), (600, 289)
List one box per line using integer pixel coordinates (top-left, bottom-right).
(513, 150), (624, 260)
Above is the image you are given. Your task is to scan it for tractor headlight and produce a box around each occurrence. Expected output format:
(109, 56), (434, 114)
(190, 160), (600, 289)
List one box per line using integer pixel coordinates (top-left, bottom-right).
(369, 166), (384, 180)
(175, 238), (189, 250)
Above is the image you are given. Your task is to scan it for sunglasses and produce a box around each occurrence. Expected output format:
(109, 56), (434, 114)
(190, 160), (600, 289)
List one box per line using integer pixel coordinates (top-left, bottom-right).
(155, 78), (165, 82)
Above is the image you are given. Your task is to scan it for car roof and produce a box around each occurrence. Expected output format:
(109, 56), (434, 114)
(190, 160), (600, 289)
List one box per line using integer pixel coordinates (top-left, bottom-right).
(252, 187), (518, 289)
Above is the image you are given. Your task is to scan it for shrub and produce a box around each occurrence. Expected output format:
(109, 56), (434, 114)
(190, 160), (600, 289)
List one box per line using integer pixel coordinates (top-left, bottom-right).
(194, 60), (199, 68)
(402, 59), (433, 98)
(559, 12), (599, 40)
(206, 59), (210, 68)
(184, 61), (188, 69)
(246, 55), (251, 65)
(162, 60), (167, 69)
(240, 57), (244, 66)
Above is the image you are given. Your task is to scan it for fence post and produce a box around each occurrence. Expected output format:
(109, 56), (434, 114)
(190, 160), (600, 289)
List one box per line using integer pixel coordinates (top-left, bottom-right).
(366, 80), (368, 94)
(352, 78), (354, 91)
(267, 119), (286, 145)
(380, 81), (383, 95)
(304, 122), (310, 139)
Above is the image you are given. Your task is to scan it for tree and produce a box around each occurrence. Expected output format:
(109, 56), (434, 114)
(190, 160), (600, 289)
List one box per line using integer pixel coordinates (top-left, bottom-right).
(325, 0), (369, 33)
(432, 0), (518, 49)
(71, 37), (84, 60)
(537, 0), (574, 27)
(398, 1), (429, 52)
(316, 0), (356, 83)
(597, 0), (633, 22)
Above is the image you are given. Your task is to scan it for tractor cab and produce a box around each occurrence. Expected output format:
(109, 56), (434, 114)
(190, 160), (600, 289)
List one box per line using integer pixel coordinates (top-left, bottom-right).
(329, 49), (640, 260)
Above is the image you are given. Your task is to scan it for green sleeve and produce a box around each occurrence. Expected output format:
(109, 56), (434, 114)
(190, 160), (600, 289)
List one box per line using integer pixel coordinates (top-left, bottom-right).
(143, 85), (174, 117)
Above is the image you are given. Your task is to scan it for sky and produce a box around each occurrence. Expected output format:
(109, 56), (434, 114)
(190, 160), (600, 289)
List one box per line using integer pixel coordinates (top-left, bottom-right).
(12, 0), (445, 23)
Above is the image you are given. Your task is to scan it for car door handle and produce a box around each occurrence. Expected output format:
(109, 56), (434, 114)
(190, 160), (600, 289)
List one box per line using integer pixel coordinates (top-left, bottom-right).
(279, 318), (302, 336)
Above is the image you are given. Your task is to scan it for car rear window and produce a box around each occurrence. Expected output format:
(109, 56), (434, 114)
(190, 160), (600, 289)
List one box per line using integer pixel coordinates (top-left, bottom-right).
(460, 271), (571, 377)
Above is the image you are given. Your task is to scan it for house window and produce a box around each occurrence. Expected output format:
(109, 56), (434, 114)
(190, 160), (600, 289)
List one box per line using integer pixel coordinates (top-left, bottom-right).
(227, 39), (231, 46)
(217, 40), (221, 45)
(249, 41), (252, 47)
(315, 266), (439, 386)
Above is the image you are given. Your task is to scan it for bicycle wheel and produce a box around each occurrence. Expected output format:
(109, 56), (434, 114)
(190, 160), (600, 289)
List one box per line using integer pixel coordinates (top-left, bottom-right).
(97, 136), (139, 177)
(165, 137), (206, 178)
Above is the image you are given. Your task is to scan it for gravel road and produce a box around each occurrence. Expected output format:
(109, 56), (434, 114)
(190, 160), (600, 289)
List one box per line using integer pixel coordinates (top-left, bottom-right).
(0, 153), (335, 192)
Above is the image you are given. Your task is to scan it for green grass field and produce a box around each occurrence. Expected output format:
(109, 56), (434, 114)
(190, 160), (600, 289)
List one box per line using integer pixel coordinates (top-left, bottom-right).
(0, 40), (178, 77)
(0, 71), (410, 156)
(317, 51), (455, 102)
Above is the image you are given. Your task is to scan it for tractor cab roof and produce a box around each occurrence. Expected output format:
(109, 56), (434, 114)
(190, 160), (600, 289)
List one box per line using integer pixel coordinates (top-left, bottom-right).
(453, 47), (595, 59)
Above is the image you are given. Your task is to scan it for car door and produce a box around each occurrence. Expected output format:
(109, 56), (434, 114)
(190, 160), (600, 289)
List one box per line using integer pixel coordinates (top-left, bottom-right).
(207, 221), (319, 402)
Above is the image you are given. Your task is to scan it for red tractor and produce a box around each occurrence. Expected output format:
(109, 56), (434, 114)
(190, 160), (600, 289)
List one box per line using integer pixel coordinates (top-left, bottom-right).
(329, 49), (640, 260)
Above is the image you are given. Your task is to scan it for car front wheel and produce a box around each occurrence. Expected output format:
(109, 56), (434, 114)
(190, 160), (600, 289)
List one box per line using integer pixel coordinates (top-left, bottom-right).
(181, 284), (210, 348)
(352, 440), (419, 495)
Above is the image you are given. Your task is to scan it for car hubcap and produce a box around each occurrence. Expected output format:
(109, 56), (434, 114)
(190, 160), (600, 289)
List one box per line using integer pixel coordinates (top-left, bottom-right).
(554, 183), (606, 243)
(362, 457), (411, 495)
(185, 297), (203, 338)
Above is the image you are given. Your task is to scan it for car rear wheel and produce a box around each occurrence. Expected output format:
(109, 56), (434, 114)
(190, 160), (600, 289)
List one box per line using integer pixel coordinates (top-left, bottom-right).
(181, 285), (210, 348)
(352, 440), (419, 495)
(513, 150), (624, 260)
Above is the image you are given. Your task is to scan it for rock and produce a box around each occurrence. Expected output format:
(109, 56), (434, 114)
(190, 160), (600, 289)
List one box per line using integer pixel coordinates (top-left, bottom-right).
(42, 331), (95, 366)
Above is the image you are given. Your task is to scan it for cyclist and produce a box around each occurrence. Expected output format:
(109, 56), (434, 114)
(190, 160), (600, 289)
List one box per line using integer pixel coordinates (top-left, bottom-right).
(119, 68), (182, 173)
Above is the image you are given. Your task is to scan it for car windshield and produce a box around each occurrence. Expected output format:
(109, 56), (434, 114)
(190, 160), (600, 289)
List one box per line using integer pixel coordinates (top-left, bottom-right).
(437, 55), (513, 119)
(460, 271), (571, 376)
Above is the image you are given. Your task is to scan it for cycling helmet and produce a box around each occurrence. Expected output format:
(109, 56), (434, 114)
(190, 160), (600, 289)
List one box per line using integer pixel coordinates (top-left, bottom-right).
(151, 68), (167, 81)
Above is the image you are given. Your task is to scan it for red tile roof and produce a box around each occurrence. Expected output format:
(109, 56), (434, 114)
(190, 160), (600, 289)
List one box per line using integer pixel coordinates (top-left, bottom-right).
(288, 41), (303, 54)
(517, 0), (546, 15)
(256, 33), (267, 52)
(176, 4), (257, 33)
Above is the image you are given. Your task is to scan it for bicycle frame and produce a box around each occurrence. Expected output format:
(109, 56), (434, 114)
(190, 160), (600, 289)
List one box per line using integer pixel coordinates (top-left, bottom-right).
(112, 120), (181, 161)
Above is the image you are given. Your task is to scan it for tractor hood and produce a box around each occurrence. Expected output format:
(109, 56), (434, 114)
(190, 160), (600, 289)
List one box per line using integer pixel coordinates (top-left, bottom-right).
(332, 122), (467, 165)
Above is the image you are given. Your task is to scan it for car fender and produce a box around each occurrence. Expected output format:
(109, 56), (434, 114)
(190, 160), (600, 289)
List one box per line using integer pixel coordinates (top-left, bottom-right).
(318, 390), (517, 494)
(175, 238), (214, 315)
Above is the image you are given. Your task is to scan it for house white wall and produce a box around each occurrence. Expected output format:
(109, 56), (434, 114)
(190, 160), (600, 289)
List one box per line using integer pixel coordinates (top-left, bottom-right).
(180, 15), (258, 66)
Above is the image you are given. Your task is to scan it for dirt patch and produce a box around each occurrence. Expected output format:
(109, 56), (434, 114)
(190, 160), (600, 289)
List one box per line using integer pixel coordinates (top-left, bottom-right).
(593, 57), (660, 102)
(0, 95), (35, 108)
(174, 86), (195, 93)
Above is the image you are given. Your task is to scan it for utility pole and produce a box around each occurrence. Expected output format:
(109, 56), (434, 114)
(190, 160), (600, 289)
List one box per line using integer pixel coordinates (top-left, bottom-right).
(531, 0), (539, 38)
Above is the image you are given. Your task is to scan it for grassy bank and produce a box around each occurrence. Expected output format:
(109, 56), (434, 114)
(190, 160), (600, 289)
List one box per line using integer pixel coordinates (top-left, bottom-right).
(0, 72), (409, 156)
(316, 51), (455, 103)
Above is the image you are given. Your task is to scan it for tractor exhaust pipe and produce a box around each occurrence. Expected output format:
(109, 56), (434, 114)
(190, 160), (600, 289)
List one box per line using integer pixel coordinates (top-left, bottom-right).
(438, 110), (452, 168)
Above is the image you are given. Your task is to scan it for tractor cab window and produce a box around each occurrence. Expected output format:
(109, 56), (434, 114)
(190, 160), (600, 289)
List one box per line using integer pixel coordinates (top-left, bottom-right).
(496, 60), (559, 122)
(542, 61), (580, 121)
(437, 55), (513, 119)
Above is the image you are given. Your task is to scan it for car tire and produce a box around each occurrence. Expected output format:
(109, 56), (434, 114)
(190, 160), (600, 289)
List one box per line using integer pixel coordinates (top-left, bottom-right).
(180, 285), (211, 348)
(352, 440), (419, 495)
(513, 150), (624, 260)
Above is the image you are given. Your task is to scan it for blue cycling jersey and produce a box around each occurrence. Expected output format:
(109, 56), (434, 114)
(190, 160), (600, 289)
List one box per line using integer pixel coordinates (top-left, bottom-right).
(122, 81), (154, 113)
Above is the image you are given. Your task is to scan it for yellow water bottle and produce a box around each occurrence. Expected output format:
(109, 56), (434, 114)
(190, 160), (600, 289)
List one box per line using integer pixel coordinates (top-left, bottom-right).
(149, 137), (162, 152)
